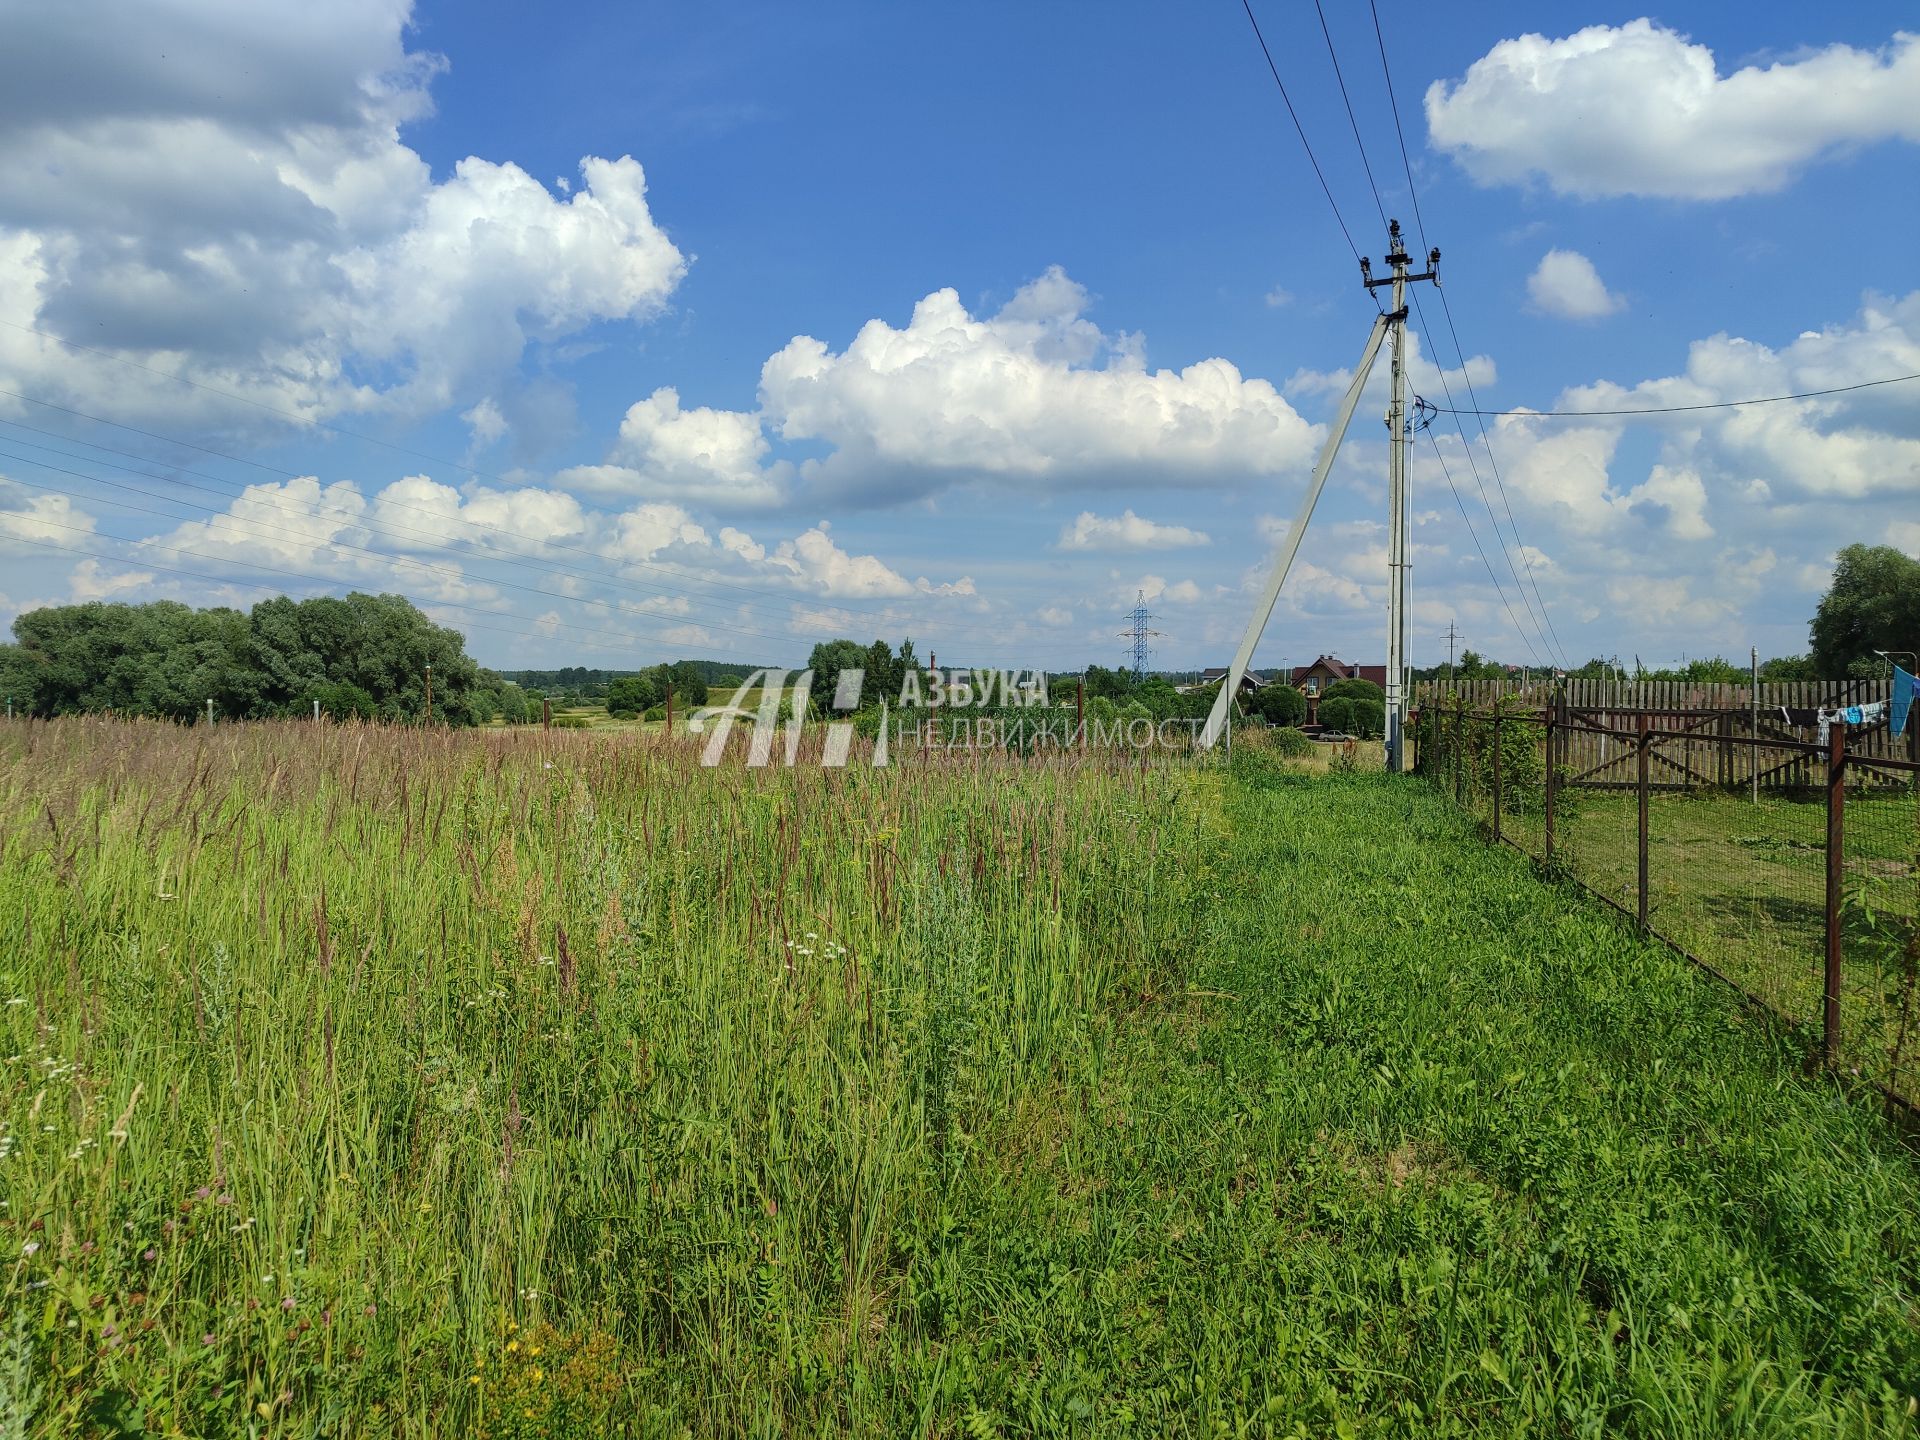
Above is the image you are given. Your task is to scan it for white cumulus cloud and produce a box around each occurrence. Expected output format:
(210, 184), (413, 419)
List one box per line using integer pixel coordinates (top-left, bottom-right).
(1056, 509), (1211, 552)
(556, 387), (791, 510)
(0, 0), (686, 435)
(1426, 21), (1920, 199)
(759, 267), (1321, 504)
(1526, 250), (1623, 321)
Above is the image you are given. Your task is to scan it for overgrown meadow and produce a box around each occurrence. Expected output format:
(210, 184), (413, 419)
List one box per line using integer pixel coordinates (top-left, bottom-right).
(1, 720), (1918, 1437)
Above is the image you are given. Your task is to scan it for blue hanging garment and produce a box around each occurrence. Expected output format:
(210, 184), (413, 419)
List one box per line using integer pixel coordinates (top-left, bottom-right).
(1894, 665), (1915, 739)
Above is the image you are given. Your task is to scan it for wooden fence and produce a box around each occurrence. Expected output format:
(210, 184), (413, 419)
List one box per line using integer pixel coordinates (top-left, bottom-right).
(1414, 676), (1915, 791)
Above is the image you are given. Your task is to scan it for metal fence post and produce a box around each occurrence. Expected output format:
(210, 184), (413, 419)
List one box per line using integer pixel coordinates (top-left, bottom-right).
(1824, 723), (1846, 1069)
(1453, 696), (1464, 804)
(1544, 691), (1558, 864)
(1636, 711), (1650, 932)
(1492, 709), (1503, 843)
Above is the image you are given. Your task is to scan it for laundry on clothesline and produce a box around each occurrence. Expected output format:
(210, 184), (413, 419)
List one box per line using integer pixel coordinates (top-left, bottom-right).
(1781, 700), (1891, 746)
(1895, 665), (1915, 739)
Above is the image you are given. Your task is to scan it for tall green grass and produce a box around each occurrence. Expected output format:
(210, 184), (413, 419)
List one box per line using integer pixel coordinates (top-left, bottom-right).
(1, 719), (1916, 1436)
(0, 719), (1218, 1435)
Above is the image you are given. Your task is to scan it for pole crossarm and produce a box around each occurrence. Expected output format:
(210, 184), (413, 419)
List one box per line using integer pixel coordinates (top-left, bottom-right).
(1201, 312), (1391, 750)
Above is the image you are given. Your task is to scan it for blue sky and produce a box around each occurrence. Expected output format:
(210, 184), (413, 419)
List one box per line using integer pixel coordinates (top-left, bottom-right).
(1, 1), (1916, 676)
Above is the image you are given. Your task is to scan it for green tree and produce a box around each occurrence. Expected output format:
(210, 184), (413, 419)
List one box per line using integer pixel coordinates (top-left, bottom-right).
(1323, 677), (1384, 704)
(864, 639), (900, 709)
(1249, 683), (1307, 727)
(5, 592), (490, 724)
(1758, 654), (1819, 682)
(1809, 544), (1920, 675)
(806, 640), (868, 711)
(1083, 665), (1136, 701)
(666, 661), (709, 707)
(606, 674), (660, 718)
(1318, 697), (1384, 738)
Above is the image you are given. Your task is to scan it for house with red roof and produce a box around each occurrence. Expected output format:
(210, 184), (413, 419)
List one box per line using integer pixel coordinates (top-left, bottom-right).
(1288, 655), (1386, 727)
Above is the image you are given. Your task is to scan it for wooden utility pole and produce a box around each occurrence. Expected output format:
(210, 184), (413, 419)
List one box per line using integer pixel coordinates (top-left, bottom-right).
(424, 663), (433, 725)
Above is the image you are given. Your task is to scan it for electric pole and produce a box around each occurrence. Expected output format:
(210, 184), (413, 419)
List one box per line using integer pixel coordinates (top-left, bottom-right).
(1361, 219), (1440, 774)
(1118, 590), (1163, 683)
(1442, 620), (1463, 684)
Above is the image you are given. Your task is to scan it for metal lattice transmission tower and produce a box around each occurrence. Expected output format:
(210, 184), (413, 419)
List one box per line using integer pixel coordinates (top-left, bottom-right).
(1119, 590), (1163, 681)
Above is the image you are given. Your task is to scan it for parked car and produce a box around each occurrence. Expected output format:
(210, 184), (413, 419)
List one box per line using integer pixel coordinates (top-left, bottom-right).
(1316, 731), (1354, 743)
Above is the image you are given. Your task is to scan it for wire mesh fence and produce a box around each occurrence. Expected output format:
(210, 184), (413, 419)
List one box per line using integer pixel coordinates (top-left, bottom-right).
(1417, 696), (1920, 1113)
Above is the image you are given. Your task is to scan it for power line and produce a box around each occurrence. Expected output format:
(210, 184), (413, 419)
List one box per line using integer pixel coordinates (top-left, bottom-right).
(0, 422), (878, 639)
(1421, 428), (1541, 668)
(0, 315), (587, 498)
(1430, 371), (1920, 417)
(0, 384), (1123, 663)
(1405, 313), (1562, 667)
(1367, 0), (1429, 251)
(1362, 6), (1568, 667)
(1426, 288), (1569, 666)
(1311, 0), (1390, 230)
(1, 510), (792, 665)
(0, 428), (1111, 666)
(1306, 2), (1560, 669)
(0, 453), (830, 654)
(0, 385), (901, 624)
(1237, 0), (1371, 275)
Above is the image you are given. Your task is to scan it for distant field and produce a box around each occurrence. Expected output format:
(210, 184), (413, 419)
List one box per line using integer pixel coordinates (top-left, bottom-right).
(1, 720), (1916, 1436)
(496, 683), (802, 734)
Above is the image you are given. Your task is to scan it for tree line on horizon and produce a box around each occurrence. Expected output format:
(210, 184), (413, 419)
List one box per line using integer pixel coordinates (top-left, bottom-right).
(0, 546), (1909, 725)
(1415, 544), (1917, 685)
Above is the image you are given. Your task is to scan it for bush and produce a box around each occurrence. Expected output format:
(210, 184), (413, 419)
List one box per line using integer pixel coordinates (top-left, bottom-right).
(1324, 677), (1384, 704)
(642, 705), (666, 723)
(553, 714), (591, 729)
(314, 680), (377, 721)
(1319, 696), (1384, 739)
(1250, 683), (1307, 727)
(1268, 725), (1313, 757)
(606, 674), (660, 718)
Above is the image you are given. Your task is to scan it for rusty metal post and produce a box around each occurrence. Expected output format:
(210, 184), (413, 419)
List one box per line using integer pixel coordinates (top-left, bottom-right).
(1824, 723), (1846, 1068)
(1491, 709), (1503, 843)
(1636, 711), (1650, 932)
(666, 687), (674, 737)
(1544, 691), (1558, 863)
(1453, 696), (1464, 804)
(542, 696), (551, 730)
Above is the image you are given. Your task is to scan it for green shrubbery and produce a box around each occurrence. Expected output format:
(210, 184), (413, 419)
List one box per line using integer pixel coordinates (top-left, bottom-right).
(1268, 725), (1313, 757)
(0, 593), (503, 724)
(1249, 683), (1308, 727)
(1318, 696), (1385, 738)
